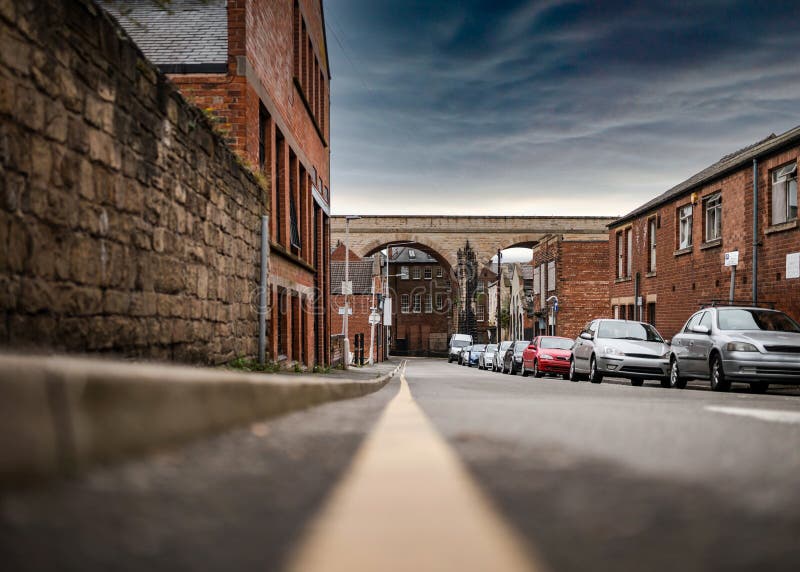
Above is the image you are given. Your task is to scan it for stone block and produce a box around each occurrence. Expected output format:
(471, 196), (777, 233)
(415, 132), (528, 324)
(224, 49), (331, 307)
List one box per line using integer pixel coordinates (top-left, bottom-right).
(103, 289), (131, 315)
(84, 93), (114, 133)
(0, 29), (30, 74)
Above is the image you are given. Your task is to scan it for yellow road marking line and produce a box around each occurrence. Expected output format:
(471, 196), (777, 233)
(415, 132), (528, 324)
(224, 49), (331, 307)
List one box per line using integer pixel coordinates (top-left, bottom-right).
(286, 361), (544, 572)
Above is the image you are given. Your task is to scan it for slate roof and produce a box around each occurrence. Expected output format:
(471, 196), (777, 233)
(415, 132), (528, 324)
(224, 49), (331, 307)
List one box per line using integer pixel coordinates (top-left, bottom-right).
(103, 0), (228, 73)
(389, 247), (439, 264)
(331, 258), (375, 295)
(611, 124), (800, 228)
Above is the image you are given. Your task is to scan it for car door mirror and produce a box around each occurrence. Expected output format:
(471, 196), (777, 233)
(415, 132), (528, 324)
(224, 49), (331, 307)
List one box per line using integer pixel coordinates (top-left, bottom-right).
(580, 332), (593, 341)
(692, 325), (710, 335)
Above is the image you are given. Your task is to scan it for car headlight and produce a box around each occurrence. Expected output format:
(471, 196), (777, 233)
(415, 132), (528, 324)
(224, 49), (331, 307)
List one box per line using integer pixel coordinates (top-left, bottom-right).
(539, 354), (554, 360)
(602, 346), (625, 357)
(725, 342), (759, 352)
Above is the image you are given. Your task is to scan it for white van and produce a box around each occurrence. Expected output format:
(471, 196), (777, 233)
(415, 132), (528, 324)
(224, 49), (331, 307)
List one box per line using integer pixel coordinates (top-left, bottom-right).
(448, 333), (473, 363)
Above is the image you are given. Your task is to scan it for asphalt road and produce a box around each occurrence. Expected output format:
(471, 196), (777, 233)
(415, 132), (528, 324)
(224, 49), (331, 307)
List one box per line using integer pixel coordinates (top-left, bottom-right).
(2, 358), (800, 571)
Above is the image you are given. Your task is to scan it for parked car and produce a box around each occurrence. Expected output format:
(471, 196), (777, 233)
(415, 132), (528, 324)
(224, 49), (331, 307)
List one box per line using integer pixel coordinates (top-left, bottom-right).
(522, 336), (573, 379)
(669, 306), (800, 393)
(466, 344), (486, 367)
(503, 340), (530, 375)
(448, 333), (473, 363)
(570, 319), (670, 385)
(459, 345), (472, 365)
(493, 341), (513, 372)
(480, 344), (498, 370)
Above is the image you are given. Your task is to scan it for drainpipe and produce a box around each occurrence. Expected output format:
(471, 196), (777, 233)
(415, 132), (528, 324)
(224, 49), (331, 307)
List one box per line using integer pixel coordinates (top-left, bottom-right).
(752, 159), (758, 304)
(258, 215), (269, 364)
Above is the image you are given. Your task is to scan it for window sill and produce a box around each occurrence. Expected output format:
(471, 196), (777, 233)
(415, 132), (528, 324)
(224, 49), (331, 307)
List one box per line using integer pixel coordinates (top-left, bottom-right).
(614, 276), (632, 283)
(700, 238), (722, 251)
(673, 246), (693, 257)
(646, 271), (657, 278)
(764, 219), (798, 235)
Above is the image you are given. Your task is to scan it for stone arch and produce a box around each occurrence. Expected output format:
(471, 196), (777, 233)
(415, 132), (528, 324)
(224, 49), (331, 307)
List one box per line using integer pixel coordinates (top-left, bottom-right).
(356, 234), (458, 270)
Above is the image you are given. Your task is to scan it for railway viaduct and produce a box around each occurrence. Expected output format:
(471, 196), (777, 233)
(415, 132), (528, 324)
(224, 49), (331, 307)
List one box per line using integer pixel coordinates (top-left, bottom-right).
(330, 215), (616, 269)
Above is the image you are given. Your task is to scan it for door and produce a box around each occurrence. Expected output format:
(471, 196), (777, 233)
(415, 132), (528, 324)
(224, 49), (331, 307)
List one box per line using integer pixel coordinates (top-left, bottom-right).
(679, 312), (705, 375)
(691, 311), (714, 377)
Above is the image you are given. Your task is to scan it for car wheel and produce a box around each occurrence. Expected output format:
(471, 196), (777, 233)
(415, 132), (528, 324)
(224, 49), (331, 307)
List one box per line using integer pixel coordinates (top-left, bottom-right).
(588, 356), (603, 384)
(533, 360), (544, 378)
(630, 378), (644, 387)
(521, 365), (529, 377)
(562, 373), (570, 380)
(569, 359), (581, 382)
(669, 358), (688, 389)
(710, 354), (731, 392)
(448, 356), (453, 363)
(750, 382), (769, 394)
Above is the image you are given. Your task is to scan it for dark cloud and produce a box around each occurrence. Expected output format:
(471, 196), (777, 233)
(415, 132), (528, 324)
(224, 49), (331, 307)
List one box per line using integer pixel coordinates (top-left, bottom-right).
(326, 0), (800, 215)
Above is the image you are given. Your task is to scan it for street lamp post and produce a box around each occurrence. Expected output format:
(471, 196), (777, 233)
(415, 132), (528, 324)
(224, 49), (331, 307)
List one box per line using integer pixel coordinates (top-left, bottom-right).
(343, 215), (361, 368)
(496, 249), (502, 343)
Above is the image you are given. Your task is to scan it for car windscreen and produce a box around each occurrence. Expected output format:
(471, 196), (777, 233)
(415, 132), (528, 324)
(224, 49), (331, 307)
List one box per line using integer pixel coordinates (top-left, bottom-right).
(486, 344), (498, 351)
(540, 337), (574, 350)
(514, 341), (529, 351)
(472, 344), (486, 351)
(717, 309), (800, 332)
(597, 321), (663, 342)
(500, 342), (512, 349)
(451, 340), (470, 347)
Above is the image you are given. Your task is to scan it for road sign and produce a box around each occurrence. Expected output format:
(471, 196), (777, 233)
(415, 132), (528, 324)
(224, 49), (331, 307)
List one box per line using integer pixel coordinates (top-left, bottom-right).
(369, 312), (381, 325)
(724, 251), (739, 267)
(787, 252), (800, 279)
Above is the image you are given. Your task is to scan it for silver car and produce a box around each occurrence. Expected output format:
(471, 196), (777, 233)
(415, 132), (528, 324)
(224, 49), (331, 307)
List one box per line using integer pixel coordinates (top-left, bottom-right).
(570, 319), (670, 386)
(493, 341), (513, 372)
(669, 306), (800, 393)
(480, 344), (498, 370)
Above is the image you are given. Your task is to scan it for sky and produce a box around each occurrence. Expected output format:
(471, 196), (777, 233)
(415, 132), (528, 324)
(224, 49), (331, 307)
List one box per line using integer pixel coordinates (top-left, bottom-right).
(324, 0), (800, 218)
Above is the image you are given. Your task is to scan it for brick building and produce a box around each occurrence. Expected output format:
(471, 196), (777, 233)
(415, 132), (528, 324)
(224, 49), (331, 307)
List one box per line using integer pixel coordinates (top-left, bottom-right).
(609, 126), (800, 339)
(472, 265), (498, 343)
(388, 247), (452, 356)
(108, 0), (333, 366)
(530, 234), (610, 340)
(330, 244), (384, 364)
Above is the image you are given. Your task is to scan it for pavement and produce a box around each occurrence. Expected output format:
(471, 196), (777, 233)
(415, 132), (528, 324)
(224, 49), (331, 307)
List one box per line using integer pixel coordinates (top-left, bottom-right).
(2, 357), (800, 571)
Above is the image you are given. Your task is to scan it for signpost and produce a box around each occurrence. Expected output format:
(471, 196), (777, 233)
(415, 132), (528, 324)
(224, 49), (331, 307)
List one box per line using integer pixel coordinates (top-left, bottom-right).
(724, 251), (739, 303)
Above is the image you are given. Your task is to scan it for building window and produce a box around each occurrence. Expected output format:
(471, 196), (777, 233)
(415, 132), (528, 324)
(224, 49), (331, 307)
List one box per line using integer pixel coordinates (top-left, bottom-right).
(626, 228), (632, 277)
(408, 249), (416, 259)
(413, 293), (421, 313)
(678, 204), (693, 250)
(401, 294), (409, 313)
(424, 267), (432, 280)
(412, 266), (421, 280)
(400, 266), (409, 280)
(547, 261), (556, 291)
(771, 162), (798, 225)
(613, 305), (620, 319)
(290, 196), (302, 249)
(476, 304), (485, 322)
(616, 230), (624, 278)
(436, 266), (443, 278)
(647, 302), (656, 326)
(477, 280), (485, 293)
(704, 193), (722, 242)
(647, 217), (657, 273)
(435, 292), (444, 311)
(425, 294), (433, 313)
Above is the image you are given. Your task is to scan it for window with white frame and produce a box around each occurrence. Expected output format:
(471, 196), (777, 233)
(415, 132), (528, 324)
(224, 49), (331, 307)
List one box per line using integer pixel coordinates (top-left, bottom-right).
(477, 304), (485, 322)
(704, 193), (722, 242)
(678, 204), (693, 249)
(400, 266), (409, 280)
(547, 261), (556, 291)
(436, 266), (443, 278)
(626, 228), (632, 277)
(408, 249), (416, 259)
(616, 230), (624, 278)
(435, 292), (444, 311)
(771, 162), (797, 225)
(424, 267), (432, 280)
(401, 294), (409, 313)
(425, 294), (433, 313)
(648, 217), (657, 273)
(412, 266), (421, 280)
(413, 293), (421, 313)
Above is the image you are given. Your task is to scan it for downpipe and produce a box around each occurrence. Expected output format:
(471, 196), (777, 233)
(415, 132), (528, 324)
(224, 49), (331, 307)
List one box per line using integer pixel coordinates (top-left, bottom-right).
(258, 215), (269, 364)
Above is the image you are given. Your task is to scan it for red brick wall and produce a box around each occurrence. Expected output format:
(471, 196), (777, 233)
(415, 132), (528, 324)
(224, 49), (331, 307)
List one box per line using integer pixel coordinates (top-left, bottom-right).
(558, 241), (610, 339)
(609, 143), (800, 339)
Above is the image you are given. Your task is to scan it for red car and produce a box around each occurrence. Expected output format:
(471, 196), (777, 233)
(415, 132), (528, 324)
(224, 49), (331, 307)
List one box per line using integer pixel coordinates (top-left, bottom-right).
(522, 336), (574, 379)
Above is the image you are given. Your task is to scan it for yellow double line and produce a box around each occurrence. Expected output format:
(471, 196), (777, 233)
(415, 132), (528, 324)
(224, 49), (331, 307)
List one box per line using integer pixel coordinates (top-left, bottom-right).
(286, 361), (544, 572)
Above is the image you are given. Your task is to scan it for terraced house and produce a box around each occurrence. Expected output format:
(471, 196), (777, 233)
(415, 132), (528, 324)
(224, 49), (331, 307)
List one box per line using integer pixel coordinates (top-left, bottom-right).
(108, 0), (332, 366)
(608, 125), (800, 339)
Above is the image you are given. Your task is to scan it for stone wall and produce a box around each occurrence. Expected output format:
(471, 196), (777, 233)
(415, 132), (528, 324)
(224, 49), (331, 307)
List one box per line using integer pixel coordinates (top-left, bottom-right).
(0, 0), (269, 363)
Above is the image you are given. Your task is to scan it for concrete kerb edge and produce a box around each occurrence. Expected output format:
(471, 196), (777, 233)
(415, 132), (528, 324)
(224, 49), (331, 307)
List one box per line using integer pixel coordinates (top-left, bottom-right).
(0, 354), (404, 487)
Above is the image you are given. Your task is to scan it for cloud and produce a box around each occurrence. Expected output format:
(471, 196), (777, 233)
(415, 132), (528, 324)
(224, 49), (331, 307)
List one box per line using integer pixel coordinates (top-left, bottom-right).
(326, 0), (800, 215)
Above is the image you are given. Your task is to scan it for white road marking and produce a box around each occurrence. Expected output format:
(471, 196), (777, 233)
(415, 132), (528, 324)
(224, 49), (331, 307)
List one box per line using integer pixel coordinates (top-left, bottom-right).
(705, 405), (800, 425)
(285, 362), (543, 572)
